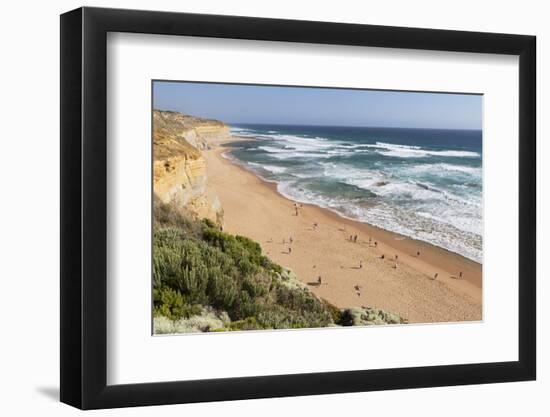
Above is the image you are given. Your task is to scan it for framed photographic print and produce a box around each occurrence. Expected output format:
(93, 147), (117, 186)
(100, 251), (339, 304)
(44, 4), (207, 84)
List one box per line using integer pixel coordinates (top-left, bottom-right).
(60, 6), (536, 409)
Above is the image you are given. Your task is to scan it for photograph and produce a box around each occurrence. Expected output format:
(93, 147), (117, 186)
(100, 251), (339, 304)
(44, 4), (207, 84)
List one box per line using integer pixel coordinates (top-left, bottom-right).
(152, 81), (483, 334)
(52, 3), (538, 411)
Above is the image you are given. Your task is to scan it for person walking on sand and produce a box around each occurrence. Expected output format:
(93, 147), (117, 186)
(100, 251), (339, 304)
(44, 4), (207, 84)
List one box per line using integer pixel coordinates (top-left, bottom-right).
(289, 236), (293, 244)
(433, 272), (438, 280)
(459, 271), (463, 279)
(354, 235), (358, 243)
(288, 247), (292, 254)
(374, 241), (378, 248)
(359, 260), (363, 269)
(395, 254), (399, 261)
(318, 276), (322, 285)
(417, 251), (420, 257)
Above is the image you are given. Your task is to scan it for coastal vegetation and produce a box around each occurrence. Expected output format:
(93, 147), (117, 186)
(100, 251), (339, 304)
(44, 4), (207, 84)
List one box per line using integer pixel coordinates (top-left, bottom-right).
(153, 199), (406, 333)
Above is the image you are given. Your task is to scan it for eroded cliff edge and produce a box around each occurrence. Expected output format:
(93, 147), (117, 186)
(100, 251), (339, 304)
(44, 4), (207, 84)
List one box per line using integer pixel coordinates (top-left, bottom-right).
(153, 110), (230, 223)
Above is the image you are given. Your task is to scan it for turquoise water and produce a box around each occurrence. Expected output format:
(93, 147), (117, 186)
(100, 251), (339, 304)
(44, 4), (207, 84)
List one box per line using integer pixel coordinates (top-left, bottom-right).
(227, 124), (482, 262)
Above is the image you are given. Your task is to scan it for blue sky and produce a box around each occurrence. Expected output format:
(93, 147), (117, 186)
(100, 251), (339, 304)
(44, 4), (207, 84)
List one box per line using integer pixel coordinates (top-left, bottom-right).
(153, 81), (482, 129)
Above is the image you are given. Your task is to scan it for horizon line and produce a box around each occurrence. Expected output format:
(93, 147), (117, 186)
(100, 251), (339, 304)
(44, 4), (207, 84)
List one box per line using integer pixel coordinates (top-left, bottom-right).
(153, 107), (482, 132)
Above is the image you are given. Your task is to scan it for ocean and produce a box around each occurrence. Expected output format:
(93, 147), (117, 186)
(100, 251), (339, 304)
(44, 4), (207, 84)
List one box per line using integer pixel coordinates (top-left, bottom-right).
(227, 124), (482, 263)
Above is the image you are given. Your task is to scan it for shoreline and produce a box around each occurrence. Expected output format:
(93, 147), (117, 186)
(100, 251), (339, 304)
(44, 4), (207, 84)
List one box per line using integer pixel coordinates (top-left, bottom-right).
(203, 136), (482, 323)
(225, 135), (482, 265)
(222, 136), (482, 278)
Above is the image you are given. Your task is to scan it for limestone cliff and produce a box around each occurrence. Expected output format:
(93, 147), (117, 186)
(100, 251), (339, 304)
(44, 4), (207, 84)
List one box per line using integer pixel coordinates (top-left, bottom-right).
(153, 110), (229, 223)
(153, 110), (230, 150)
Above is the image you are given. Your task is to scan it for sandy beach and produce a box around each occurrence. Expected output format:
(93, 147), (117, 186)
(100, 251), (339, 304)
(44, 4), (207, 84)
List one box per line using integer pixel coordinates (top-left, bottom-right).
(203, 137), (482, 324)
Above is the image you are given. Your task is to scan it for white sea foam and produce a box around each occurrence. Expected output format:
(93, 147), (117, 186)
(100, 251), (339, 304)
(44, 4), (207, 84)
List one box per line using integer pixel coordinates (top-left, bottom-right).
(364, 142), (422, 150)
(257, 145), (287, 154)
(364, 142), (480, 158)
(248, 162), (287, 174)
(272, 152), (332, 160)
(380, 148), (480, 158)
(258, 143), (334, 159)
(220, 151), (234, 161)
(406, 163), (482, 176)
(317, 161), (482, 241)
(438, 163), (481, 172)
(230, 127), (257, 137)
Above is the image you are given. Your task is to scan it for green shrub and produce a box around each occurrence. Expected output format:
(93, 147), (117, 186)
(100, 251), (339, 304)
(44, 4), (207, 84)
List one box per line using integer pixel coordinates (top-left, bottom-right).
(153, 287), (202, 320)
(322, 299), (343, 325)
(228, 317), (266, 331)
(152, 204), (335, 333)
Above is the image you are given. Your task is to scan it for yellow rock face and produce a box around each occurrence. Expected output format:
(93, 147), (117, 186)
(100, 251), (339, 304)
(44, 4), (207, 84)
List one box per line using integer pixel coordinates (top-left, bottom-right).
(153, 110), (228, 223)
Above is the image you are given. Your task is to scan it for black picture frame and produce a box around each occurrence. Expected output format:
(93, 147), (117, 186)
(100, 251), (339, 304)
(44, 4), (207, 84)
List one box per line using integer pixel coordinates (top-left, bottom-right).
(60, 6), (536, 410)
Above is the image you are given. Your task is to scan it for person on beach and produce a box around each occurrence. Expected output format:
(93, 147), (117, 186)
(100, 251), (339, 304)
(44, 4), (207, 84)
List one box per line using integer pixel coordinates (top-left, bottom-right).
(395, 254), (399, 261)
(354, 235), (358, 243)
(318, 276), (322, 285)
(374, 241), (378, 248)
(288, 247), (292, 254)
(433, 272), (438, 280)
(417, 251), (420, 257)
(359, 260), (363, 269)
(459, 271), (463, 279)
(289, 236), (293, 244)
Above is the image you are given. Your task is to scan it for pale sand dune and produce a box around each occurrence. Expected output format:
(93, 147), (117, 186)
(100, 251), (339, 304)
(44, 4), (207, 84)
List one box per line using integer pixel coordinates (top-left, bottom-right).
(202, 142), (482, 324)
